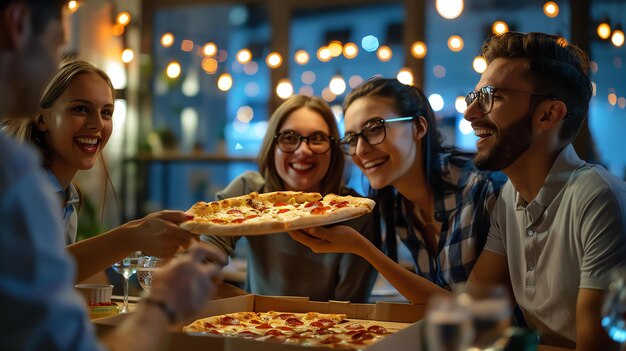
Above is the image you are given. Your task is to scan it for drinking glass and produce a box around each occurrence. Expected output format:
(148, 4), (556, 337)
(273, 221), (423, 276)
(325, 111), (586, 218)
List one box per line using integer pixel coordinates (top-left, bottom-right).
(457, 286), (512, 351)
(602, 266), (626, 349)
(425, 294), (474, 351)
(137, 256), (167, 293)
(111, 252), (139, 313)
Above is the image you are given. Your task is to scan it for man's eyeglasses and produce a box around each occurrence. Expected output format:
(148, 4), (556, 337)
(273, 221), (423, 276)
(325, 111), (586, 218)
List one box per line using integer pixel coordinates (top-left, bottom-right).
(274, 131), (334, 154)
(465, 85), (557, 114)
(338, 116), (414, 156)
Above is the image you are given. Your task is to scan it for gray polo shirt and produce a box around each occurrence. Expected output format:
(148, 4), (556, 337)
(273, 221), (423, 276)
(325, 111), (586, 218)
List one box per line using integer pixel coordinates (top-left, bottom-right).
(484, 144), (626, 348)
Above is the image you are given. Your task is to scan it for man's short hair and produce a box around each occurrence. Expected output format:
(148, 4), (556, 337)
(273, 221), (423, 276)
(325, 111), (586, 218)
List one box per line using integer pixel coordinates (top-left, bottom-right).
(481, 32), (593, 143)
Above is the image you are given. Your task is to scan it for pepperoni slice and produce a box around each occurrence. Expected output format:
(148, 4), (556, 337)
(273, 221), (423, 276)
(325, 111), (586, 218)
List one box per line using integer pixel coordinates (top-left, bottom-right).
(277, 326), (294, 331)
(245, 214), (261, 220)
(265, 329), (284, 336)
(211, 218), (227, 224)
(351, 331), (375, 341)
(226, 209), (243, 214)
(333, 201), (350, 208)
(310, 319), (336, 328)
(320, 336), (342, 344)
(345, 323), (364, 330)
(248, 319), (261, 324)
(203, 322), (217, 329)
(367, 325), (388, 334)
(277, 313), (296, 320)
(230, 218), (246, 224)
(277, 208), (290, 214)
(285, 317), (304, 326)
(310, 207), (327, 215)
(220, 316), (240, 325)
(305, 201), (323, 208)
(273, 202), (289, 207)
(255, 323), (273, 329)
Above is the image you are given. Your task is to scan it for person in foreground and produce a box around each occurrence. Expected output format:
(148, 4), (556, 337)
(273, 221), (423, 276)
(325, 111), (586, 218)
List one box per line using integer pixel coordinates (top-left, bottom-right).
(293, 32), (626, 350)
(0, 1), (226, 350)
(289, 78), (506, 299)
(202, 95), (377, 302)
(2, 58), (197, 283)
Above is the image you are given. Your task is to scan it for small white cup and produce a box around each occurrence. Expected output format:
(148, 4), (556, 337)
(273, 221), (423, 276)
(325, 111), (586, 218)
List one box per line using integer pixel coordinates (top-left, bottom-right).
(75, 284), (113, 305)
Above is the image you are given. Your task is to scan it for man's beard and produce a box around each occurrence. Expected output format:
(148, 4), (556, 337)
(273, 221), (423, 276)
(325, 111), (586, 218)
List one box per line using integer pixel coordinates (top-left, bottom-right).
(474, 110), (533, 171)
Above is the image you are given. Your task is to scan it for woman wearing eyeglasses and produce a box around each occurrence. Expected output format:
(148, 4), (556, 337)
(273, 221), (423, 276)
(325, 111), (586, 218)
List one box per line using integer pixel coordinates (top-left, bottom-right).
(201, 95), (378, 302)
(289, 78), (507, 303)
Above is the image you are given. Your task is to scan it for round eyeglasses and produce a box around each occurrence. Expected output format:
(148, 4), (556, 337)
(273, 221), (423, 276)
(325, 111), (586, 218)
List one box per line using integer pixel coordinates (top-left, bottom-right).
(337, 116), (414, 156)
(465, 85), (557, 114)
(274, 131), (334, 154)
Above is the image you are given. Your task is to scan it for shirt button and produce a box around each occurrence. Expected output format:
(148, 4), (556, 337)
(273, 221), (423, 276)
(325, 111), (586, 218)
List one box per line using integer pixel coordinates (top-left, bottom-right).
(527, 263), (535, 271)
(527, 229), (535, 237)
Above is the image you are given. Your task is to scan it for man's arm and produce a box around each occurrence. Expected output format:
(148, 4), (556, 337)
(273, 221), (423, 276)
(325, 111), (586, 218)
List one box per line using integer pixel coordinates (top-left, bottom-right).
(466, 250), (512, 300)
(574, 288), (619, 351)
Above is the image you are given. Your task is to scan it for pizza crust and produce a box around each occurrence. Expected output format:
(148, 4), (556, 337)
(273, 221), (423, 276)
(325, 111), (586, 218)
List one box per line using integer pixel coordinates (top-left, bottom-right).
(180, 191), (375, 236)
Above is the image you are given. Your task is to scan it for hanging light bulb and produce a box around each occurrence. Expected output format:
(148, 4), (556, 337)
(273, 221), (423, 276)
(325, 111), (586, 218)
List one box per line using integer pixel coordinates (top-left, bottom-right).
(376, 45), (393, 62)
(492, 21), (509, 35)
(165, 61), (181, 79)
(276, 79), (294, 99)
(448, 35), (464, 52)
(121, 48), (134, 63)
(472, 56), (487, 73)
(294, 50), (310, 65)
(396, 68), (414, 86)
(597, 23), (612, 40)
(329, 75), (346, 95)
(236, 49), (252, 64)
(343, 43), (359, 59)
(543, 2), (559, 18)
(317, 47), (332, 62)
(411, 41), (427, 59)
(435, 0), (464, 19)
(266, 52), (282, 68)
(161, 33), (174, 48)
(217, 73), (233, 92)
(611, 29), (625, 47)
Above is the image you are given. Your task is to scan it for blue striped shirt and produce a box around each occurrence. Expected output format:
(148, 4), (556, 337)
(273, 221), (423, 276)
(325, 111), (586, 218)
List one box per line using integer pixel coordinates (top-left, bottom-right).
(395, 152), (507, 290)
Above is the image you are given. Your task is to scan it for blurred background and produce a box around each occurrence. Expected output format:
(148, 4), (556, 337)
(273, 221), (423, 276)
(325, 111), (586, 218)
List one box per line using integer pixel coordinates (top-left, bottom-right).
(64, 0), (626, 242)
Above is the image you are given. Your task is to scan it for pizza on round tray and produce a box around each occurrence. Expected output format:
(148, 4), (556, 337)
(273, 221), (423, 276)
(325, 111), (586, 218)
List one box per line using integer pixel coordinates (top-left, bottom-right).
(180, 191), (376, 236)
(183, 310), (399, 349)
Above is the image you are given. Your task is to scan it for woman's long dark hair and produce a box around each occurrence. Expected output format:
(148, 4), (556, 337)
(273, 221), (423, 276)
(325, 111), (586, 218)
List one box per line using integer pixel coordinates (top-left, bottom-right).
(344, 78), (448, 261)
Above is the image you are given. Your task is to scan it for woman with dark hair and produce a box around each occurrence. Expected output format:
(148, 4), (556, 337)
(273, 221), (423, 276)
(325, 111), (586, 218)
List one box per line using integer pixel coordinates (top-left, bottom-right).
(290, 78), (507, 303)
(1, 59), (197, 283)
(202, 95), (377, 302)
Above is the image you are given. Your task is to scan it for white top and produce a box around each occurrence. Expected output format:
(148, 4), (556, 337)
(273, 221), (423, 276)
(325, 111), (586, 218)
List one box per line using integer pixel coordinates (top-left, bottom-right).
(484, 144), (626, 348)
(0, 133), (104, 350)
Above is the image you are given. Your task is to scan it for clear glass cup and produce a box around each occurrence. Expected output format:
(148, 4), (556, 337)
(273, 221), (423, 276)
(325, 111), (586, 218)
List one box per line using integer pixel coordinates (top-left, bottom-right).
(602, 266), (626, 349)
(457, 286), (512, 351)
(137, 256), (167, 293)
(425, 294), (475, 351)
(111, 252), (139, 313)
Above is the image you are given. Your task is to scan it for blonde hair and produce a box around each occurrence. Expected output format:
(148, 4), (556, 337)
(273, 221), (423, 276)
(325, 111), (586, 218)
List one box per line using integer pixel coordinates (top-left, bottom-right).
(257, 95), (345, 195)
(1, 59), (117, 215)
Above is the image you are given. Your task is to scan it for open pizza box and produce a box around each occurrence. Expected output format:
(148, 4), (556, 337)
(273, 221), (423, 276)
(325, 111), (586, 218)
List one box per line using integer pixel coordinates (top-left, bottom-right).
(94, 294), (426, 351)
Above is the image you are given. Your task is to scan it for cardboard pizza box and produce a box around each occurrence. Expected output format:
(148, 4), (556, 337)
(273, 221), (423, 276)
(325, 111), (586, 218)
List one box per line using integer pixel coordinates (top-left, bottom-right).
(94, 294), (426, 351)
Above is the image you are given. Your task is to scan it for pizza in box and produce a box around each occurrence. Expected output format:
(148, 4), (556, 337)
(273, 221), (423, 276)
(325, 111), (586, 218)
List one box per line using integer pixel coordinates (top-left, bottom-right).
(180, 191), (375, 236)
(183, 310), (407, 349)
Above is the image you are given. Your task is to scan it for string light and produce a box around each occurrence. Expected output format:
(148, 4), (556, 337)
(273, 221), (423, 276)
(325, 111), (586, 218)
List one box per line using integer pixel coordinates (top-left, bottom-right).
(435, 0), (464, 19)
(317, 47), (332, 62)
(597, 23), (612, 39)
(116, 11), (131, 26)
(294, 50), (310, 65)
(411, 41), (427, 59)
(266, 52), (282, 68)
(397, 68), (414, 85)
(180, 40), (194, 52)
(236, 49), (252, 64)
(161, 33), (174, 48)
(329, 75), (346, 95)
(121, 49), (134, 63)
(217, 73), (233, 91)
(67, 1), (79, 13)
(328, 41), (343, 57)
(343, 43), (359, 59)
(543, 2), (559, 18)
(166, 61), (181, 79)
(492, 21), (509, 35)
(376, 45), (392, 62)
(448, 35), (464, 52)
(111, 24), (124, 36)
(202, 42), (217, 57)
(472, 56), (487, 73)
(611, 29), (625, 47)
(276, 79), (294, 99)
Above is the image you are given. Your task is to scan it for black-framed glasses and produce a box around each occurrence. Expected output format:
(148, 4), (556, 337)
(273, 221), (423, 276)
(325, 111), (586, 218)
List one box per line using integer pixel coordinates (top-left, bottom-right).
(465, 85), (557, 114)
(338, 116), (414, 156)
(274, 130), (334, 154)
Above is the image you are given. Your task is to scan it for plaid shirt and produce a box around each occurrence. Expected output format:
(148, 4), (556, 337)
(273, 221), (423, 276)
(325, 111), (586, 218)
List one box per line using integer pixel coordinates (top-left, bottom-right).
(394, 152), (507, 290)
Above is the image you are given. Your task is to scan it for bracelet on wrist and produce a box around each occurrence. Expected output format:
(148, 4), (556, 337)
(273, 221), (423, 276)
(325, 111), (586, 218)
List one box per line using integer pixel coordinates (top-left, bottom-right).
(144, 297), (177, 324)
